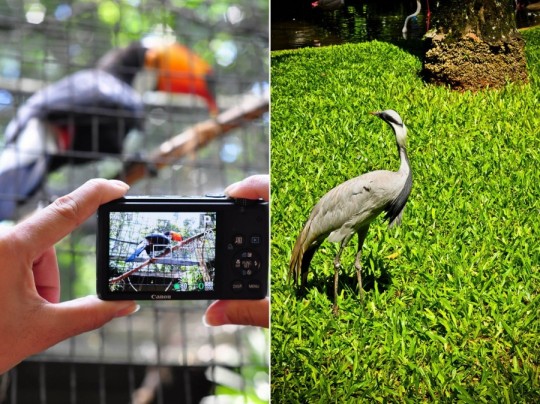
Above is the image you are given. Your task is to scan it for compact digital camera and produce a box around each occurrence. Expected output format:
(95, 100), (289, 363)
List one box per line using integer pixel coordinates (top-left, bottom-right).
(96, 195), (268, 300)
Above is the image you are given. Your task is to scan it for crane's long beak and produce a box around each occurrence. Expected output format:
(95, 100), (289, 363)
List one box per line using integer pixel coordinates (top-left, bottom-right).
(144, 43), (218, 116)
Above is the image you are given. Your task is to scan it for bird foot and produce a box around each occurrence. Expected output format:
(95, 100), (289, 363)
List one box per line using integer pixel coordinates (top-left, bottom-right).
(358, 289), (365, 301)
(332, 304), (339, 316)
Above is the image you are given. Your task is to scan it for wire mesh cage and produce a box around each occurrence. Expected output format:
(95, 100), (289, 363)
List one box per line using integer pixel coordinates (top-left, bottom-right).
(108, 211), (217, 293)
(0, 0), (269, 403)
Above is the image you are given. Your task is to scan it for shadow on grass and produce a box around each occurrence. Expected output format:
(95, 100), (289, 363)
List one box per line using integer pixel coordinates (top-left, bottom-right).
(393, 37), (427, 62)
(295, 253), (393, 302)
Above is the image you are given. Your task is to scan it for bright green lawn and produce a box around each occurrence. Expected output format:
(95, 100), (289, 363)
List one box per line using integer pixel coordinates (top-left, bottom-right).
(271, 30), (540, 402)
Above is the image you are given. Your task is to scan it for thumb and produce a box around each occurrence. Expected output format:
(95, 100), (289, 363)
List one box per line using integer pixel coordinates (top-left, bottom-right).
(204, 299), (269, 328)
(224, 175), (269, 201)
(43, 296), (138, 347)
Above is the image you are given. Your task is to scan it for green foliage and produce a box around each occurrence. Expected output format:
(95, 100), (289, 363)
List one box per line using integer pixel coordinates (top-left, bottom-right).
(4, 0), (268, 83)
(271, 30), (540, 402)
(207, 330), (270, 403)
(57, 235), (98, 299)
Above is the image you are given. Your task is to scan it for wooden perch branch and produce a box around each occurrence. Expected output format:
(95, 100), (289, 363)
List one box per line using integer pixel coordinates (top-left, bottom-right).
(116, 95), (269, 185)
(109, 231), (207, 284)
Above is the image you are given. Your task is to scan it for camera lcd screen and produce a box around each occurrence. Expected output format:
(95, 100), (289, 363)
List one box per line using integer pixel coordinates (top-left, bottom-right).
(106, 210), (216, 294)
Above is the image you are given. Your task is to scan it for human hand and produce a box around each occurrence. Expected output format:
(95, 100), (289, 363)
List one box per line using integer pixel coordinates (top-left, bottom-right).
(203, 174), (269, 328)
(204, 298), (269, 328)
(0, 179), (138, 374)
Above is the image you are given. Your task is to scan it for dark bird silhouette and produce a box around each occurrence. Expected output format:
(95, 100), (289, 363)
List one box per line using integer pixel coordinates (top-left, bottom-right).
(0, 41), (217, 221)
(290, 110), (412, 313)
(126, 230), (183, 263)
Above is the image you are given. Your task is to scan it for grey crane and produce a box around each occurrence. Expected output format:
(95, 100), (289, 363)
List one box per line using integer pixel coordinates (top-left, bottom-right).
(290, 110), (412, 313)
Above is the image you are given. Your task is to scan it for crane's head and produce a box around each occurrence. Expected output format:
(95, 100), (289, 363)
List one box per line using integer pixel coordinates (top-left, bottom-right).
(370, 109), (407, 148)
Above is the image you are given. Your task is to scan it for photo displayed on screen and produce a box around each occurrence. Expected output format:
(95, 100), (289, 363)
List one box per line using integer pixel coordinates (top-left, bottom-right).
(107, 211), (216, 293)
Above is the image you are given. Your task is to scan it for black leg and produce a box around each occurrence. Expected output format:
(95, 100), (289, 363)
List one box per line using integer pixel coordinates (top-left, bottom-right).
(354, 250), (364, 300)
(301, 271), (308, 290)
(332, 245), (345, 314)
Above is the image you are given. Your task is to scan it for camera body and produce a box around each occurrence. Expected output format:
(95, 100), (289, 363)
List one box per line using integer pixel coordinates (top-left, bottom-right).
(97, 195), (268, 300)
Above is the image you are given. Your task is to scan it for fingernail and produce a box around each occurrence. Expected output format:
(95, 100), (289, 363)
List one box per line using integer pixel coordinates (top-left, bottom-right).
(115, 303), (140, 318)
(203, 302), (229, 326)
(224, 182), (240, 196)
(109, 180), (130, 191)
(202, 308), (222, 327)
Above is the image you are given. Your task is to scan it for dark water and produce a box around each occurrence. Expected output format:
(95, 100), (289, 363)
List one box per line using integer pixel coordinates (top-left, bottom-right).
(271, 0), (540, 51)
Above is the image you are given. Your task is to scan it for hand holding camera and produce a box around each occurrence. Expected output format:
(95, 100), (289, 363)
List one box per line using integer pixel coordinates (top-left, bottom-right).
(97, 176), (269, 302)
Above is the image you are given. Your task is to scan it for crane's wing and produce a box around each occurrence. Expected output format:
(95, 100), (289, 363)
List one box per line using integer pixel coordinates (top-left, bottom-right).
(290, 171), (398, 283)
(384, 165), (412, 227)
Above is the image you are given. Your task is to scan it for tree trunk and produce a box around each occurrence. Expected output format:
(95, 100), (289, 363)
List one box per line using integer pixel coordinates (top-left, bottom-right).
(422, 0), (528, 90)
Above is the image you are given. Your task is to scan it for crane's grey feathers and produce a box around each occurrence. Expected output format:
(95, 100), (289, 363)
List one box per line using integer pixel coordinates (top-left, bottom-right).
(290, 109), (412, 307)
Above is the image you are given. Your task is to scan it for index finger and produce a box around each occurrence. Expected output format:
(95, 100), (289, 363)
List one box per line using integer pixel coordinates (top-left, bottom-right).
(12, 179), (130, 256)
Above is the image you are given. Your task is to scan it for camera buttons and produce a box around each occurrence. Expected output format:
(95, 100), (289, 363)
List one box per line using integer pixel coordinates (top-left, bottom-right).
(231, 280), (244, 292)
(232, 234), (245, 247)
(247, 280), (262, 291)
(204, 193), (228, 198)
(233, 250), (262, 274)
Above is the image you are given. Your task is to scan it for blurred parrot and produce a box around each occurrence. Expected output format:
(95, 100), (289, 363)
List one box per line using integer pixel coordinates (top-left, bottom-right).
(0, 41), (217, 221)
(125, 230), (184, 262)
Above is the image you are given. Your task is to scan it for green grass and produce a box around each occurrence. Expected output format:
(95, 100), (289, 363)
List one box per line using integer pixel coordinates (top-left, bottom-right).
(270, 30), (540, 402)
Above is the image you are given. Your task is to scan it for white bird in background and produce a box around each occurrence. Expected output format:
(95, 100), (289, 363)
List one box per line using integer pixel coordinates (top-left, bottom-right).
(290, 110), (412, 313)
(402, 0), (422, 37)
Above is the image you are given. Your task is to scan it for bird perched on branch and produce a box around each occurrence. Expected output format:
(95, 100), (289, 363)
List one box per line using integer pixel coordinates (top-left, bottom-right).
(0, 40), (217, 221)
(290, 110), (412, 313)
(126, 230), (183, 263)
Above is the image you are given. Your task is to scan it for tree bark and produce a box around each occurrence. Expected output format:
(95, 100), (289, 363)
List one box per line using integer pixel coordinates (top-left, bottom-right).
(422, 0), (528, 90)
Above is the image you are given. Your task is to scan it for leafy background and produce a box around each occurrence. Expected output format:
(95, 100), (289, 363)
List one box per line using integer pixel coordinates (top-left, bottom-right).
(271, 29), (540, 401)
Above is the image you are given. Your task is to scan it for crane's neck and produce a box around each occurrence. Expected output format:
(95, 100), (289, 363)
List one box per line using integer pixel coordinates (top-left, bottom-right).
(390, 122), (410, 176)
(398, 144), (410, 176)
(383, 120), (413, 227)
